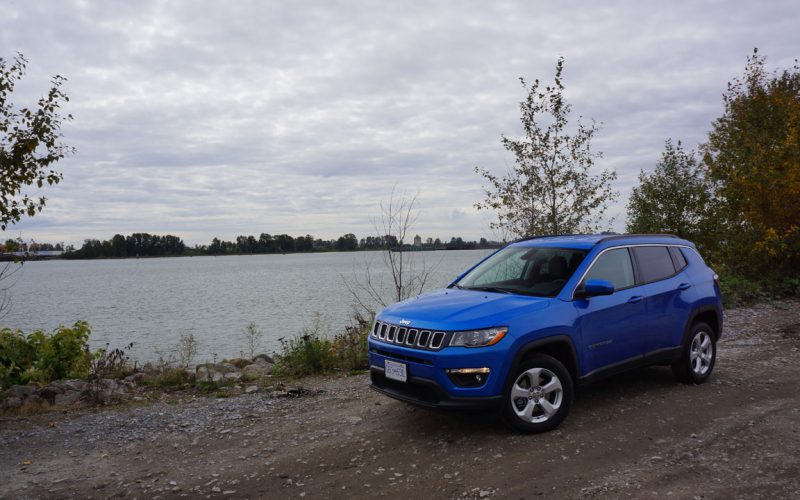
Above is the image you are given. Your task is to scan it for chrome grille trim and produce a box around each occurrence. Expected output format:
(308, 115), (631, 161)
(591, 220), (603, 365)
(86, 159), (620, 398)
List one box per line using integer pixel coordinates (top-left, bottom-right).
(370, 321), (448, 351)
(417, 330), (431, 348)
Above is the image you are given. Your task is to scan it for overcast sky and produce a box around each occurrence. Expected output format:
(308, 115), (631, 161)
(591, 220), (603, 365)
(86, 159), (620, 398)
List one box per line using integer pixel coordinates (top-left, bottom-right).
(2, 0), (799, 246)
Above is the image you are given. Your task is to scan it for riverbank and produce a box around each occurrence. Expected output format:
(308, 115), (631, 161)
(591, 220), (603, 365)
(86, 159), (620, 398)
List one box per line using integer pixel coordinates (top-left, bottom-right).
(1, 300), (799, 498)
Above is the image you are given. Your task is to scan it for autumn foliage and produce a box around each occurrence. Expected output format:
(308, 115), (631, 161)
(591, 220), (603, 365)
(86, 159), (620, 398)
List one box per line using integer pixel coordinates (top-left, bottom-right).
(701, 49), (800, 276)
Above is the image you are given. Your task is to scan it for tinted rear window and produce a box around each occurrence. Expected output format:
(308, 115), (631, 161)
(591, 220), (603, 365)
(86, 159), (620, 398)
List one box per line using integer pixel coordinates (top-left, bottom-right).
(669, 246), (688, 271)
(633, 246), (676, 283)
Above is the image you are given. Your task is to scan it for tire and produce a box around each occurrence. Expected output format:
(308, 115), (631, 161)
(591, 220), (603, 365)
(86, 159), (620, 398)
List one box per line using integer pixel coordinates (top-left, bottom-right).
(502, 354), (574, 433)
(672, 321), (716, 384)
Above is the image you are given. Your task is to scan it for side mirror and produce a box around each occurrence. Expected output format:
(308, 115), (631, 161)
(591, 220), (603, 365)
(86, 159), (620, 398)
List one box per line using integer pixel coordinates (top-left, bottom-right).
(577, 279), (615, 298)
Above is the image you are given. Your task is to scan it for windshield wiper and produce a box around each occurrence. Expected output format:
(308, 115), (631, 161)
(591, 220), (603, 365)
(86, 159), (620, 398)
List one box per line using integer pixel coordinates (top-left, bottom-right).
(464, 286), (515, 294)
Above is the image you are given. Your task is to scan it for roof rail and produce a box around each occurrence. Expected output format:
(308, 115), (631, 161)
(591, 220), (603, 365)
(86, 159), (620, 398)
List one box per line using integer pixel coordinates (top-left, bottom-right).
(596, 233), (679, 244)
(513, 233), (594, 243)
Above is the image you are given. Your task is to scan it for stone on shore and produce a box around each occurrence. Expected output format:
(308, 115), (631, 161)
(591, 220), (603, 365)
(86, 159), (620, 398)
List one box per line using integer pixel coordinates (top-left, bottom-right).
(241, 358), (273, 381)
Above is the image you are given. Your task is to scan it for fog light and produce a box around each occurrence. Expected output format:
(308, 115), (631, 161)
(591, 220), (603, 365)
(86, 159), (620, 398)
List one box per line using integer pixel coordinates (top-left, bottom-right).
(446, 367), (490, 388)
(446, 367), (491, 374)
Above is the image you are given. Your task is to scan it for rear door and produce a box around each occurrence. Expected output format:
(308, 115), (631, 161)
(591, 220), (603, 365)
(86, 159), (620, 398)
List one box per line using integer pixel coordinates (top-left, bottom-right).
(631, 245), (693, 354)
(574, 247), (648, 375)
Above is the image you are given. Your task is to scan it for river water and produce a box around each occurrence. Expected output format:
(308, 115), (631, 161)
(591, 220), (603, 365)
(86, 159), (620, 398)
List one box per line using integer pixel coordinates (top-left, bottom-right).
(1, 250), (493, 362)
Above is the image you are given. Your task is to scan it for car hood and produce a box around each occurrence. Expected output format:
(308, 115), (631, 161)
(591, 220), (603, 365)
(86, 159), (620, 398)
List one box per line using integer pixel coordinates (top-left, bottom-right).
(378, 288), (551, 331)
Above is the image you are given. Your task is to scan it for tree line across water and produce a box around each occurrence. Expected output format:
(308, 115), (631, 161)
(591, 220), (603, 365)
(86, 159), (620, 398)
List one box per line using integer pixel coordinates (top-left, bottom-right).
(55, 232), (499, 259)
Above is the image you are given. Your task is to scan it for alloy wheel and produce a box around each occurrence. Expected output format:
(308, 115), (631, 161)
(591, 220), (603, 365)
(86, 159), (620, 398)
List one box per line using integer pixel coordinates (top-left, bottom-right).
(510, 367), (563, 423)
(690, 331), (713, 375)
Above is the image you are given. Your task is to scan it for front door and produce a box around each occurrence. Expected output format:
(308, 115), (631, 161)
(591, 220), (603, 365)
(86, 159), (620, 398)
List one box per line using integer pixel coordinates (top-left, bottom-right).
(573, 247), (648, 375)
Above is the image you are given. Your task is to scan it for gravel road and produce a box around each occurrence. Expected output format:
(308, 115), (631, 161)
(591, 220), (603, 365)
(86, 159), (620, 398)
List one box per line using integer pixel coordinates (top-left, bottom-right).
(2, 301), (799, 499)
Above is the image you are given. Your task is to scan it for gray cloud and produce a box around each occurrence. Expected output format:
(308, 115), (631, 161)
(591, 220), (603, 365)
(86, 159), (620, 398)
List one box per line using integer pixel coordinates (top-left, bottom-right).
(2, 0), (798, 245)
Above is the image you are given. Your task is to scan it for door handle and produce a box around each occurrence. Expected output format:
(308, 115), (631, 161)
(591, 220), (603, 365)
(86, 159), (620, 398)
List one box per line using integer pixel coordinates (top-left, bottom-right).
(627, 296), (643, 304)
(678, 283), (692, 290)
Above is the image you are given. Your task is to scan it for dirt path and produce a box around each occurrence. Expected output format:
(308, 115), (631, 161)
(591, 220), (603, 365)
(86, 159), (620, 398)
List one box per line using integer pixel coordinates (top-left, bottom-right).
(2, 301), (799, 499)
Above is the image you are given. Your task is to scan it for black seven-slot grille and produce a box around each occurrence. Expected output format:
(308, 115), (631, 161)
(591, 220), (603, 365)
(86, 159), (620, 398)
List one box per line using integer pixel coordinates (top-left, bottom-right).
(371, 321), (450, 350)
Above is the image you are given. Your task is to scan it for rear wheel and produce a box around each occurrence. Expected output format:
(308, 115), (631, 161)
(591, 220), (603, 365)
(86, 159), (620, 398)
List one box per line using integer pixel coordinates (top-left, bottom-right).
(502, 354), (573, 433)
(672, 321), (716, 384)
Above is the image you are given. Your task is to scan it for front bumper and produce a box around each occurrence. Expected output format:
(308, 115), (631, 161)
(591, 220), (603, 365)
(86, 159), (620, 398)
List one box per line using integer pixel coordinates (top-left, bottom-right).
(367, 337), (510, 410)
(370, 366), (502, 409)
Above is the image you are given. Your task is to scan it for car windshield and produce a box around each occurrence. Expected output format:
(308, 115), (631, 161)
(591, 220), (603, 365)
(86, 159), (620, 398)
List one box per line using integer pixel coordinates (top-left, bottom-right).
(453, 246), (587, 297)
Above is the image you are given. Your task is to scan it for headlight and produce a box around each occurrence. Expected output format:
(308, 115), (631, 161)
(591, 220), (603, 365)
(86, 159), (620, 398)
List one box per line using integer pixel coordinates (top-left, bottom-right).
(449, 327), (508, 348)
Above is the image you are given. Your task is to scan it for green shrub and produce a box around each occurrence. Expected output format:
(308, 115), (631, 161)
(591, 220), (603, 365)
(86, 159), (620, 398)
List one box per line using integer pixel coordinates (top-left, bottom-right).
(273, 312), (372, 378)
(719, 270), (800, 308)
(719, 272), (767, 307)
(330, 313), (371, 373)
(145, 366), (193, 389)
(0, 321), (92, 390)
(273, 331), (334, 377)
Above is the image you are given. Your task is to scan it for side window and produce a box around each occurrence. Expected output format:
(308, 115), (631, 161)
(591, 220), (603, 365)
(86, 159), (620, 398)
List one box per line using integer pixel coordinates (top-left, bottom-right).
(583, 248), (635, 290)
(632, 246), (676, 283)
(669, 246), (688, 271)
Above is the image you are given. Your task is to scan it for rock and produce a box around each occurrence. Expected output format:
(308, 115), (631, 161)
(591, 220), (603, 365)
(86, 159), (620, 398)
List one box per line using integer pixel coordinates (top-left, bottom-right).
(253, 354), (274, 364)
(228, 358), (253, 369)
(346, 416), (363, 425)
(216, 362), (239, 374)
(21, 394), (46, 410)
(3, 396), (22, 410)
(253, 357), (273, 368)
(124, 373), (145, 384)
(38, 384), (65, 404)
(196, 365), (224, 386)
(245, 385), (258, 394)
(242, 362), (271, 381)
(196, 362), (241, 388)
(55, 391), (81, 406)
(63, 379), (87, 392)
(3, 384), (37, 400)
(81, 379), (131, 404)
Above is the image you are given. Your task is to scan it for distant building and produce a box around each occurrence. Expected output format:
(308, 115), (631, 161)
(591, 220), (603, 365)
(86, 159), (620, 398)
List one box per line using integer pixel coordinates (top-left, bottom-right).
(412, 235), (422, 249)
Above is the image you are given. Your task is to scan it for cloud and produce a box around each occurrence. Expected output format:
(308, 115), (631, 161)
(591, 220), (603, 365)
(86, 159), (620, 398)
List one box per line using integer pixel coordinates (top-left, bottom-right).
(2, 0), (799, 245)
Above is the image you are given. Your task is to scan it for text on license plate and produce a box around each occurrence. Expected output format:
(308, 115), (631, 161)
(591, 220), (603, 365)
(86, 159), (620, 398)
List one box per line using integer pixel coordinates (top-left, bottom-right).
(384, 359), (407, 383)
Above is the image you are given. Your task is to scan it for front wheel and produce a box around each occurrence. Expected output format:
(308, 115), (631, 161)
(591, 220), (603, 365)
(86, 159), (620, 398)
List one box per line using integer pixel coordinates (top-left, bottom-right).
(502, 354), (574, 433)
(672, 321), (717, 384)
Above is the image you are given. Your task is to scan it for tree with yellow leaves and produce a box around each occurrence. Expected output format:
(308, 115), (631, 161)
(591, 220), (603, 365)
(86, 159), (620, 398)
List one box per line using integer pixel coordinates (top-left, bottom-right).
(702, 49), (800, 277)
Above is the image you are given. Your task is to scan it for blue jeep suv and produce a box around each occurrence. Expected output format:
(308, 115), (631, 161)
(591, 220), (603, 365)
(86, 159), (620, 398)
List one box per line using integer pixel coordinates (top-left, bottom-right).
(368, 234), (723, 433)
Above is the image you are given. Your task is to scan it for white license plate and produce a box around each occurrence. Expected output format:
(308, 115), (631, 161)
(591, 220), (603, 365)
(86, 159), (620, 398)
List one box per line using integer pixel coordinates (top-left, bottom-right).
(384, 359), (407, 383)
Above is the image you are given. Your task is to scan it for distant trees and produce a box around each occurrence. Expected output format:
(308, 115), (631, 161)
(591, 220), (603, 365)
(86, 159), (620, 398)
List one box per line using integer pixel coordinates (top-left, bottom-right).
(52, 231), (499, 260)
(626, 140), (711, 241)
(336, 233), (358, 251)
(0, 53), (74, 231)
(475, 57), (617, 239)
(64, 233), (186, 259)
